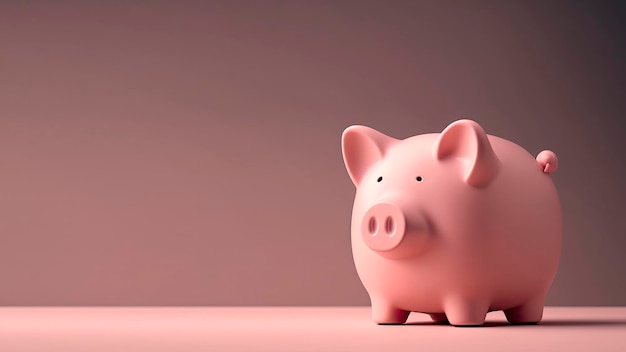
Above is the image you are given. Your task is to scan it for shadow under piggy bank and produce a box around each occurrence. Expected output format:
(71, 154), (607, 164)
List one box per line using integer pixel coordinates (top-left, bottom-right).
(400, 319), (626, 328)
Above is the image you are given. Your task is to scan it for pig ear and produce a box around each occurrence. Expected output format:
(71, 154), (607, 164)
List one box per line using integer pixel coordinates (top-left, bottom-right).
(435, 119), (500, 187)
(341, 125), (396, 186)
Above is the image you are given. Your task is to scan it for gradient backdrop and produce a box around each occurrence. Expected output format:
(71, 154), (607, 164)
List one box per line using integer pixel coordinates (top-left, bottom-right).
(0, 0), (624, 306)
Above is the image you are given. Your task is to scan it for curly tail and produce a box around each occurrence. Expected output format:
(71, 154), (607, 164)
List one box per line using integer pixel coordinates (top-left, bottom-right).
(536, 150), (558, 174)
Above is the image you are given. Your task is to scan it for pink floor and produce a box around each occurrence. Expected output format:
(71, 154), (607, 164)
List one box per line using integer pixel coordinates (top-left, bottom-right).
(0, 307), (624, 352)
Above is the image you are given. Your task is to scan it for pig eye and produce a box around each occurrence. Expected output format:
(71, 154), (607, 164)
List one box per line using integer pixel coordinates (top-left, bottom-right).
(377, 176), (383, 182)
(416, 176), (423, 182)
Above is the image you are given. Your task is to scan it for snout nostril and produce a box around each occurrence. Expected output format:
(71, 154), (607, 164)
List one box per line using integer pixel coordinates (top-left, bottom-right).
(385, 216), (395, 236)
(368, 217), (378, 235)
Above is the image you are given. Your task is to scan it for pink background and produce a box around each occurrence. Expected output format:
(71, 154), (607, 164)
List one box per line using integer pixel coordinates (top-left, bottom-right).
(0, 1), (624, 306)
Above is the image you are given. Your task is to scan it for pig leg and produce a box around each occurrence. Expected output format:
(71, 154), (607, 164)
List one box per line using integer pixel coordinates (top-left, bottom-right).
(428, 313), (449, 323)
(504, 296), (545, 324)
(443, 297), (489, 326)
(370, 298), (410, 324)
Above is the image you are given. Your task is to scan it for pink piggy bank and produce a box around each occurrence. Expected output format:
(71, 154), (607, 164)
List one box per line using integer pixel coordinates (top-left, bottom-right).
(341, 119), (561, 326)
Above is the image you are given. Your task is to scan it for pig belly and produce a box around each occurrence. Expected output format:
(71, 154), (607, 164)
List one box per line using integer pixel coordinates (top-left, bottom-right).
(354, 249), (551, 314)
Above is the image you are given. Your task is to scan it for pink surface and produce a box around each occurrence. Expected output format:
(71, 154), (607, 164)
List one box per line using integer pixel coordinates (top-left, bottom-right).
(342, 120), (562, 325)
(0, 307), (623, 352)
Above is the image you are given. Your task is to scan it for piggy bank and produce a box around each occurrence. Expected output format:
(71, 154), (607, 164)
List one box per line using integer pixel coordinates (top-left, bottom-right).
(341, 119), (562, 326)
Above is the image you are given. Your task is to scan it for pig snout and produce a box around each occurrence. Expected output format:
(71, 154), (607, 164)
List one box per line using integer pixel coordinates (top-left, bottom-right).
(361, 203), (407, 252)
